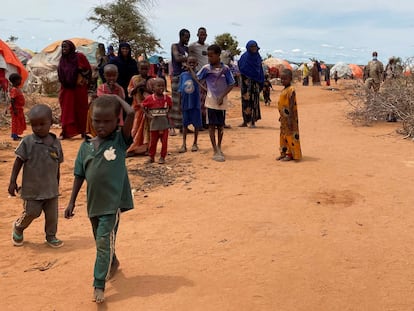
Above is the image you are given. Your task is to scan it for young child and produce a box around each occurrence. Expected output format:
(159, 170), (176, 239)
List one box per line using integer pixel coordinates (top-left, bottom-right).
(196, 44), (235, 162)
(126, 60), (153, 157)
(276, 69), (302, 161)
(9, 104), (64, 248)
(9, 73), (26, 141)
(142, 78), (173, 164)
(86, 64), (125, 137)
(64, 94), (135, 304)
(178, 56), (202, 153)
(263, 74), (273, 106)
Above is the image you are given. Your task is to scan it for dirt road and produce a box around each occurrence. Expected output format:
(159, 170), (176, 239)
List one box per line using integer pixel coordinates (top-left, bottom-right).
(1, 82), (414, 311)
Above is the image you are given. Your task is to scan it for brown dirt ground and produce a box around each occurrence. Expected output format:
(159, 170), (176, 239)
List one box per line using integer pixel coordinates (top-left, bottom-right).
(1, 80), (414, 311)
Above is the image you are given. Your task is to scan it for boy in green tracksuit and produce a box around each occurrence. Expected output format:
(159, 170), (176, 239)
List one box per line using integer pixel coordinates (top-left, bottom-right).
(65, 94), (135, 303)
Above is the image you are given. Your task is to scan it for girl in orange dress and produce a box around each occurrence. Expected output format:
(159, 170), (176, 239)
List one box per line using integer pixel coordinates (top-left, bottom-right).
(277, 69), (302, 161)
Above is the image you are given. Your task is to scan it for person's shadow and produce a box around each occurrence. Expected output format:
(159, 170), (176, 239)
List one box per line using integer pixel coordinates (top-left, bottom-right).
(106, 270), (194, 302)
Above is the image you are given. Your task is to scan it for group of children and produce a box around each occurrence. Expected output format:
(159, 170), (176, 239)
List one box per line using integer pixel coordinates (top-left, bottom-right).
(6, 44), (302, 304)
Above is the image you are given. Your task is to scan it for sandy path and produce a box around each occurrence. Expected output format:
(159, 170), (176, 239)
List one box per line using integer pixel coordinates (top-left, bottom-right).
(1, 82), (414, 310)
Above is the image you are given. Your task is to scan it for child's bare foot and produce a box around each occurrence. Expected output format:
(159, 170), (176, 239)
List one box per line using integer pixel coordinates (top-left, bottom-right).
(93, 288), (105, 304)
(212, 152), (225, 162)
(191, 144), (199, 152)
(178, 145), (187, 153)
(276, 154), (286, 161)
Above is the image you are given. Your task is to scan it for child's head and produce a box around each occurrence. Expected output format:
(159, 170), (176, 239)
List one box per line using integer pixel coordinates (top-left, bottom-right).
(186, 56), (198, 71)
(179, 29), (190, 45)
(138, 60), (150, 77)
(103, 64), (118, 86)
(152, 78), (165, 96)
(197, 27), (207, 44)
(280, 69), (293, 87)
(207, 44), (222, 66)
(9, 73), (22, 87)
(91, 95), (121, 138)
(28, 104), (53, 138)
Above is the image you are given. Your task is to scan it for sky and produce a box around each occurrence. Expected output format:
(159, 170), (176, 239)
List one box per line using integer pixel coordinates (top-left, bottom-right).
(1, 0), (414, 65)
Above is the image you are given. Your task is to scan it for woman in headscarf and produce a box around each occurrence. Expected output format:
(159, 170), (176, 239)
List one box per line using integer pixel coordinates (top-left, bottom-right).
(238, 40), (264, 128)
(57, 40), (91, 139)
(107, 42), (139, 106)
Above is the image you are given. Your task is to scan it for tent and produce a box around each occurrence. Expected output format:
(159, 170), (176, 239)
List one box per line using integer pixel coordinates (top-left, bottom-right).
(330, 62), (353, 78)
(348, 64), (363, 79)
(26, 38), (99, 93)
(0, 39), (28, 89)
(263, 57), (293, 71)
(6, 42), (32, 66)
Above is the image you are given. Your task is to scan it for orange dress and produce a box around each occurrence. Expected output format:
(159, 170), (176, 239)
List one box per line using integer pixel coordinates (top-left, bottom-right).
(9, 86), (26, 136)
(278, 85), (302, 160)
(126, 75), (151, 155)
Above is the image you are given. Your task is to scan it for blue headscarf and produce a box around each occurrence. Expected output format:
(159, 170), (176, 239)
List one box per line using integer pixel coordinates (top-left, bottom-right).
(238, 40), (264, 84)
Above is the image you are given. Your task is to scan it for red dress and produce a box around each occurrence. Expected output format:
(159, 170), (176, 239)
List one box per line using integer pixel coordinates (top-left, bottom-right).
(9, 86), (26, 136)
(58, 52), (91, 138)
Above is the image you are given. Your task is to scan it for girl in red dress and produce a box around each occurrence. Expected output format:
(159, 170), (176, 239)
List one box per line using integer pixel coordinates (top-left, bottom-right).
(9, 73), (26, 140)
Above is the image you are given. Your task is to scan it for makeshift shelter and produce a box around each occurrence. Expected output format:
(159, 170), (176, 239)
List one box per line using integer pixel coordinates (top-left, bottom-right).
(263, 57), (292, 78)
(0, 39), (28, 90)
(348, 64), (363, 79)
(6, 42), (32, 66)
(26, 38), (99, 93)
(330, 62), (353, 79)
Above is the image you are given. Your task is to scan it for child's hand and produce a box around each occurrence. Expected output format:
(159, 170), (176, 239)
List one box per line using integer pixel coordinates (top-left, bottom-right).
(64, 203), (75, 219)
(217, 95), (224, 106)
(8, 182), (18, 196)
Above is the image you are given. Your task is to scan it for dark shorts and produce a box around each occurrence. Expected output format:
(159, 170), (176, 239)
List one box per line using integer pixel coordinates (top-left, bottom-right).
(182, 108), (202, 128)
(206, 108), (225, 126)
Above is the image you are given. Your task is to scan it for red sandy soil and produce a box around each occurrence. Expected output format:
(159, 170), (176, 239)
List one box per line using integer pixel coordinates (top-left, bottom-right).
(1, 80), (414, 311)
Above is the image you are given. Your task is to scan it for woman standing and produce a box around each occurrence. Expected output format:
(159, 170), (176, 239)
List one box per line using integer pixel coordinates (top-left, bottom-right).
(108, 42), (139, 106)
(57, 40), (91, 139)
(238, 40), (264, 128)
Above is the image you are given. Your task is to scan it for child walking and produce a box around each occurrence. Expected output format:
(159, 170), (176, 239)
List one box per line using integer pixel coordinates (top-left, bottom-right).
(9, 104), (64, 248)
(277, 69), (302, 161)
(64, 94), (135, 303)
(263, 74), (273, 106)
(178, 56), (202, 153)
(9, 73), (26, 141)
(142, 78), (173, 164)
(196, 44), (235, 162)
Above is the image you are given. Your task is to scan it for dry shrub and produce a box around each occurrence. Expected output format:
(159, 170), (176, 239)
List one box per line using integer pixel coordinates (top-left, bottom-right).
(346, 65), (414, 138)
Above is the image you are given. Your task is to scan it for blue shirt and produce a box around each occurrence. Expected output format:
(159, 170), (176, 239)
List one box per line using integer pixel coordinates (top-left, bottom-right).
(178, 71), (200, 111)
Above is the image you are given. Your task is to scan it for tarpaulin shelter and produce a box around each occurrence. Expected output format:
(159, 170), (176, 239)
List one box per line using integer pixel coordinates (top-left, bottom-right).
(6, 41), (32, 66)
(0, 39), (28, 89)
(263, 57), (293, 70)
(26, 38), (99, 93)
(330, 62), (353, 78)
(348, 64), (363, 79)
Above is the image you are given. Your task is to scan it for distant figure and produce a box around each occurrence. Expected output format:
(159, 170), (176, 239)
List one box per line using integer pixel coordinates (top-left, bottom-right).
(170, 29), (190, 135)
(57, 40), (91, 139)
(276, 69), (302, 161)
(9, 104), (64, 248)
(65, 95), (135, 304)
(142, 78), (173, 164)
(126, 60), (153, 156)
(325, 65), (331, 86)
(178, 56), (202, 153)
(8, 73), (26, 140)
(263, 74), (273, 106)
(363, 51), (384, 92)
(107, 42), (139, 105)
(238, 40), (264, 128)
(156, 56), (168, 91)
(334, 70), (339, 84)
(302, 63), (309, 86)
(106, 45), (116, 62)
(384, 58), (398, 80)
(95, 43), (108, 86)
(189, 27), (209, 128)
(311, 61), (321, 85)
(197, 44), (235, 162)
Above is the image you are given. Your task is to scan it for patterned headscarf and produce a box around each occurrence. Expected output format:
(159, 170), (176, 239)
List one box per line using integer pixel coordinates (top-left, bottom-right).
(238, 40), (264, 84)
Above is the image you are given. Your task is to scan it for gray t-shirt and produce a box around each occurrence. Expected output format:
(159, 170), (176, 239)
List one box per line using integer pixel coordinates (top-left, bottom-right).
(16, 133), (63, 200)
(189, 41), (209, 71)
